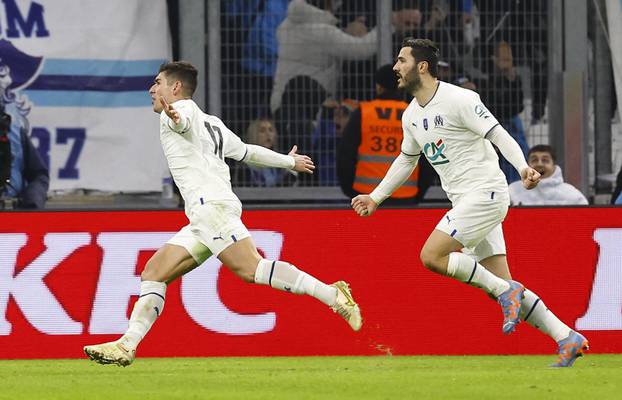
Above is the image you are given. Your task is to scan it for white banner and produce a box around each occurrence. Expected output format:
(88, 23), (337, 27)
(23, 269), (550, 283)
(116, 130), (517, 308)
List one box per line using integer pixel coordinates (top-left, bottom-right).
(1, 0), (171, 191)
(607, 0), (622, 121)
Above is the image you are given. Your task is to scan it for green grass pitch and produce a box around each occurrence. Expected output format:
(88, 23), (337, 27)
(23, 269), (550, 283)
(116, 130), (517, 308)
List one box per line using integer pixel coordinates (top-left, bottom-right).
(1, 355), (620, 400)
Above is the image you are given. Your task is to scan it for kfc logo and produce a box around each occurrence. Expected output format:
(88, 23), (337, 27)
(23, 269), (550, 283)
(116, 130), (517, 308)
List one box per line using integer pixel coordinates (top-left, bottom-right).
(0, 230), (282, 336)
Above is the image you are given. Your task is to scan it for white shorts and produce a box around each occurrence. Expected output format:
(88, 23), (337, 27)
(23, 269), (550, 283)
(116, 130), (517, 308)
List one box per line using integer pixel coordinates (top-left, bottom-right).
(435, 190), (509, 262)
(167, 202), (251, 263)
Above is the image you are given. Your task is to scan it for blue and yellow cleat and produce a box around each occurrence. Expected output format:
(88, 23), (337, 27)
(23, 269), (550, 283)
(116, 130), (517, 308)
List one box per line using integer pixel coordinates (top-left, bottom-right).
(551, 331), (589, 367)
(497, 280), (525, 335)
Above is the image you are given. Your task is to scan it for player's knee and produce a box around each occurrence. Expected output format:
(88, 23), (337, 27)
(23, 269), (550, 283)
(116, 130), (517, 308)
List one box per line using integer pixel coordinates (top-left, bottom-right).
(420, 248), (442, 273)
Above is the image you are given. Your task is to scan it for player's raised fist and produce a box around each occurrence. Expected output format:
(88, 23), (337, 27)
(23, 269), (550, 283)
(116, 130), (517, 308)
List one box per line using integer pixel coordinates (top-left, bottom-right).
(520, 167), (541, 190)
(351, 194), (379, 217)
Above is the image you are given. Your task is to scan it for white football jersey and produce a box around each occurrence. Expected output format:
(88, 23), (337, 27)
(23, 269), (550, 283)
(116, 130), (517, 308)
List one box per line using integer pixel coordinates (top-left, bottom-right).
(159, 99), (246, 215)
(401, 81), (508, 203)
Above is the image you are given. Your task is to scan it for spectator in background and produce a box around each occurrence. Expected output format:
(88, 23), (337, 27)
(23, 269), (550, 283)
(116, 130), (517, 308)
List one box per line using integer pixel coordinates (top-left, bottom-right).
(270, 0), (383, 184)
(312, 98), (359, 185)
(270, 0), (377, 180)
(481, 40), (528, 183)
(437, 59), (453, 82)
(270, 0), (380, 115)
(0, 65), (48, 209)
(439, 59), (479, 92)
(475, 0), (548, 123)
(339, 0), (424, 100)
(234, 117), (296, 187)
(454, 75), (477, 91)
(509, 145), (588, 205)
(337, 64), (434, 203)
(222, 0), (289, 135)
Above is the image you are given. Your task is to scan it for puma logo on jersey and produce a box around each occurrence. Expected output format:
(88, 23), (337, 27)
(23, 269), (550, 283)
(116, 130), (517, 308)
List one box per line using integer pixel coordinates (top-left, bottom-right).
(411, 122), (417, 128)
(212, 234), (224, 241)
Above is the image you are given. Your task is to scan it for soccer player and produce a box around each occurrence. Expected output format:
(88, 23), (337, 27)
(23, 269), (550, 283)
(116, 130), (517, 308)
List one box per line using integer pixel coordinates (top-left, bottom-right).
(84, 61), (362, 366)
(350, 38), (588, 367)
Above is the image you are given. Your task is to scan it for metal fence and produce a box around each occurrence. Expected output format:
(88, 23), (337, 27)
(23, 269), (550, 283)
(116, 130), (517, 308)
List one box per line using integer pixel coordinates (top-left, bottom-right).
(217, 0), (551, 192)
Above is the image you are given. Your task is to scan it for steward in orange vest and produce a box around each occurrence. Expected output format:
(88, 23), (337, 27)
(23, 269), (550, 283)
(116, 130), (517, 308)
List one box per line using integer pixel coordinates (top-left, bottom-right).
(338, 65), (433, 203)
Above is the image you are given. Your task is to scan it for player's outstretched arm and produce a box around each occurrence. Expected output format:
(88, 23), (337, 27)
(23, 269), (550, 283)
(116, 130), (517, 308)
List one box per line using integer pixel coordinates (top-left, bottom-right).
(243, 143), (315, 174)
(486, 125), (540, 189)
(369, 152), (419, 203)
(288, 145), (315, 174)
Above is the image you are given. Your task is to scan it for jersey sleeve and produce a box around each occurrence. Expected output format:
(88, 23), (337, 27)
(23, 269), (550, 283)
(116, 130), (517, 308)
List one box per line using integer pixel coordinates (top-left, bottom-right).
(400, 119), (422, 156)
(210, 117), (247, 161)
(458, 92), (500, 137)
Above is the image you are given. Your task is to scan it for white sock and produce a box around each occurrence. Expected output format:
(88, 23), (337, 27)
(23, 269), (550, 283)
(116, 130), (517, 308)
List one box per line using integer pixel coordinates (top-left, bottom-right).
(447, 252), (510, 297)
(254, 259), (337, 306)
(121, 280), (166, 349)
(520, 288), (571, 342)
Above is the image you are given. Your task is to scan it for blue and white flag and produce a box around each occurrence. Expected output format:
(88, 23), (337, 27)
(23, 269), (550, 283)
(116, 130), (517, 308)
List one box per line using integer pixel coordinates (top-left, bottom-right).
(1, 0), (171, 192)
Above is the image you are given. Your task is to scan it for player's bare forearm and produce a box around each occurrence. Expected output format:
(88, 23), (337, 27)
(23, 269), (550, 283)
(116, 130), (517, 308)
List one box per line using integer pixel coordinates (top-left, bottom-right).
(243, 144), (314, 172)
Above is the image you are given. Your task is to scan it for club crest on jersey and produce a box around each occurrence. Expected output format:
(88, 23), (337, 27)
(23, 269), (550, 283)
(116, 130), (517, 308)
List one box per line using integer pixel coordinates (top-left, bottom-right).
(423, 139), (449, 165)
(434, 115), (443, 128)
(423, 118), (428, 130)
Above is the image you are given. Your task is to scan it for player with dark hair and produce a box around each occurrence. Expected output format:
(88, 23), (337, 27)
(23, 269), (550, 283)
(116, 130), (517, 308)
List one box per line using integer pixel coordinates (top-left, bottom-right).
(351, 38), (588, 367)
(84, 61), (362, 366)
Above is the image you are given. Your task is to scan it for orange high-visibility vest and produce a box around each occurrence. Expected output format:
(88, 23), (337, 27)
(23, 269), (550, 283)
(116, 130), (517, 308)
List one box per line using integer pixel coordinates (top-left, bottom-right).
(353, 99), (419, 198)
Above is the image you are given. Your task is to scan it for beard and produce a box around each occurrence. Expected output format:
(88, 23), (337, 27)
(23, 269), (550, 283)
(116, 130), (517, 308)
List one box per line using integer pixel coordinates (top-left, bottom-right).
(400, 69), (422, 93)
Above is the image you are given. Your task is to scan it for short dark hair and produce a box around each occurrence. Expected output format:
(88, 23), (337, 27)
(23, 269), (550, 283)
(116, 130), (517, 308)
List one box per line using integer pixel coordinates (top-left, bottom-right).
(528, 144), (556, 162)
(158, 61), (198, 97)
(401, 37), (440, 77)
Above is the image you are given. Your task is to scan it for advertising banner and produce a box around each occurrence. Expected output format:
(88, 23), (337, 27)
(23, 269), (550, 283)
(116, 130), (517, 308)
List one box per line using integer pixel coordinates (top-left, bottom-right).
(1, 0), (170, 192)
(0, 207), (621, 359)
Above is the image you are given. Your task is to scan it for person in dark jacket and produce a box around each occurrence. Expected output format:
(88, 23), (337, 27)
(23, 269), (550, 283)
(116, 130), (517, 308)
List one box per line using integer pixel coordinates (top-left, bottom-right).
(0, 104), (49, 209)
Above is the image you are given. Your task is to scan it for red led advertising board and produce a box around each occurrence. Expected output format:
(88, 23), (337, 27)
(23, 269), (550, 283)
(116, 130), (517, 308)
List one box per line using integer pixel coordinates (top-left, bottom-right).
(0, 207), (620, 358)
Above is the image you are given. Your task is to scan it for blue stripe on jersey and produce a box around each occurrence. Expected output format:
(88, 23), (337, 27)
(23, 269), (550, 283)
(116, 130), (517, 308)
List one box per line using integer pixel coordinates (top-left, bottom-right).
(450, 229), (457, 237)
